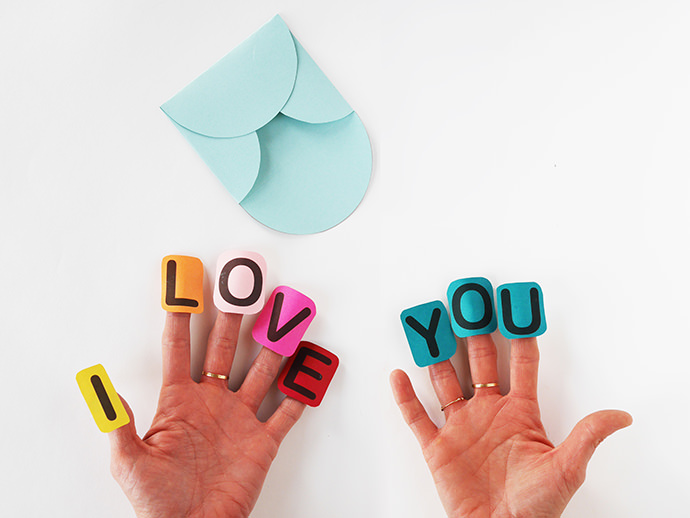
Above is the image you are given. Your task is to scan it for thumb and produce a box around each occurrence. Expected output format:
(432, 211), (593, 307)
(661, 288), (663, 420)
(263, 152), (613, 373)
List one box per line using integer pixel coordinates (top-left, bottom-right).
(108, 393), (145, 466)
(555, 409), (632, 490)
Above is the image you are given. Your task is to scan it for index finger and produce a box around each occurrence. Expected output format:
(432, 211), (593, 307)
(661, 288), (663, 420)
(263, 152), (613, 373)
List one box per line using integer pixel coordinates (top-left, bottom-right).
(161, 312), (191, 385)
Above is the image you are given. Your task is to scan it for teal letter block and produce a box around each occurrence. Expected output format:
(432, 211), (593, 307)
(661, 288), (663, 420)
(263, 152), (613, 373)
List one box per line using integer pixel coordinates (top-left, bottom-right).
(447, 277), (497, 338)
(496, 282), (546, 339)
(400, 301), (457, 367)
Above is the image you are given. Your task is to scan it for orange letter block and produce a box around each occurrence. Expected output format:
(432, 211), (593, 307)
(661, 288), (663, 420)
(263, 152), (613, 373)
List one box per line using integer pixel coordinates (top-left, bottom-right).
(161, 255), (204, 313)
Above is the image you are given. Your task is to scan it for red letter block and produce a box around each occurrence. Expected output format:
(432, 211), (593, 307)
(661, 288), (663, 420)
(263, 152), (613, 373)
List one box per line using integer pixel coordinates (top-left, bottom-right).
(278, 342), (339, 407)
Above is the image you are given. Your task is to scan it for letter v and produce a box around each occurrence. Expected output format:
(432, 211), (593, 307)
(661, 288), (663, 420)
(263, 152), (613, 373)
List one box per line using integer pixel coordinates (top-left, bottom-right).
(267, 292), (313, 342)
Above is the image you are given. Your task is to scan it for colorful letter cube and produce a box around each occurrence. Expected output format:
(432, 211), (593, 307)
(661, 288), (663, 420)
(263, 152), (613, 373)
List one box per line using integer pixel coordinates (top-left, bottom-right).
(252, 286), (316, 356)
(447, 277), (497, 337)
(496, 282), (546, 339)
(213, 251), (267, 314)
(76, 364), (130, 433)
(278, 342), (339, 407)
(400, 301), (457, 367)
(161, 255), (204, 313)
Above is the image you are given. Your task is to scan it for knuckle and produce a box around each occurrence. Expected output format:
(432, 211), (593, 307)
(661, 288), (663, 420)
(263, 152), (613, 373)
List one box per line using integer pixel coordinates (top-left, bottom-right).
(511, 349), (539, 364)
(213, 336), (237, 352)
(279, 400), (304, 425)
(163, 338), (188, 350)
(468, 342), (497, 360)
(430, 366), (455, 383)
(562, 462), (586, 491)
(253, 355), (279, 378)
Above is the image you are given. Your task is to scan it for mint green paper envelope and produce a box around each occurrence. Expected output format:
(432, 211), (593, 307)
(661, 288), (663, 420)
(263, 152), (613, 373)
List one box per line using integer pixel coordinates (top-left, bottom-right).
(161, 15), (372, 234)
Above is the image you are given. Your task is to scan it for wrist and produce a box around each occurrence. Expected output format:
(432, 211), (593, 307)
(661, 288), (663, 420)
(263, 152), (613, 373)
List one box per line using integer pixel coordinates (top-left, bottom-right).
(186, 507), (248, 518)
(448, 506), (561, 518)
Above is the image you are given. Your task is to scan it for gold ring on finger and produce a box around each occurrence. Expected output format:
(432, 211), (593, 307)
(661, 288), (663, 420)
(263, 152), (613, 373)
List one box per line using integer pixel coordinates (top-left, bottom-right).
(440, 397), (465, 411)
(472, 382), (499, 389)
(202, 371), (229, 380)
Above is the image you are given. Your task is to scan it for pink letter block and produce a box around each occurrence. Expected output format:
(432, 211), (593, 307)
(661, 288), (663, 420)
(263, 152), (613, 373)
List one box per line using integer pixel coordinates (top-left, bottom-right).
(213, 251), (267, 314)
(252, 286), (316, 356)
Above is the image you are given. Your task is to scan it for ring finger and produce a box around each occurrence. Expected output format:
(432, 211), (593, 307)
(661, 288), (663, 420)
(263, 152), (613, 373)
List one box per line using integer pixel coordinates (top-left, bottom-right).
(428, 360), (466, 415)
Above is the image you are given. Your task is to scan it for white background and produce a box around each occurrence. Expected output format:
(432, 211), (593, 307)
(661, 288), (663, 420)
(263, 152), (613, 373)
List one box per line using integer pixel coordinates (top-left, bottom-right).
(1, 1), (688, 516)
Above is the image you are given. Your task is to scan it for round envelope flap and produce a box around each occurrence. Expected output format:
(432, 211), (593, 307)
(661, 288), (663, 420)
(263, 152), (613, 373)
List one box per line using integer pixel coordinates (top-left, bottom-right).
(281, 37), (353, 124)
(169, 120), (260, 202)
(161, 15), (297, 138)
(240, 112), (372, 234)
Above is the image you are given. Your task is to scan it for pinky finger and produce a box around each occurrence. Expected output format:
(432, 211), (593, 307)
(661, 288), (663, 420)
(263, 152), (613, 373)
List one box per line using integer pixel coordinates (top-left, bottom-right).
(390, 369), (438, 447)
(265, 397), (307, 445)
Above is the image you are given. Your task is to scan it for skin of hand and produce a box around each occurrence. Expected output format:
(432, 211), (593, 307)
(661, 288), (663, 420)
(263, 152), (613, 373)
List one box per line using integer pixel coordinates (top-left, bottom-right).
(108, 312), (306, 518)
(390, 335), (632, 518)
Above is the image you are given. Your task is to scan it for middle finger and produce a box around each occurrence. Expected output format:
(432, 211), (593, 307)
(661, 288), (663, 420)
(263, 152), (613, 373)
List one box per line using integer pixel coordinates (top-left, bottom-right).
(201, 312), (243, 383)
(466, 334), (501, 396)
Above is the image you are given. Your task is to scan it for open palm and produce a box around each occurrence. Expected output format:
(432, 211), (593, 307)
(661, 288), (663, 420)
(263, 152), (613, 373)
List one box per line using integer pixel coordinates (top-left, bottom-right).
(391, 335), (631, 518)
(109, 312), (305, 518)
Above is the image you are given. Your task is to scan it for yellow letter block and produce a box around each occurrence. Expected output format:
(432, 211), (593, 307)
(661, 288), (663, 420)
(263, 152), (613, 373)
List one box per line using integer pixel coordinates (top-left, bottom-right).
(76, 364), (130, 433)
(161, 255), (204, 313)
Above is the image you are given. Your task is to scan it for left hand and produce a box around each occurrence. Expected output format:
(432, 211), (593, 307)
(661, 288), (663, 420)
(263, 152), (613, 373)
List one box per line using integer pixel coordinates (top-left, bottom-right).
(390, 334), (632, 518)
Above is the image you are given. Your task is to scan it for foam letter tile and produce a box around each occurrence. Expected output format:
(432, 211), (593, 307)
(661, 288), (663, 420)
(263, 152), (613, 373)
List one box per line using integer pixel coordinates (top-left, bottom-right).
(400, 301), (457, 367)
(447, 277), (497, 338)
(160, 15), (372, 235)
(252, 286), (316, 356)
(278, 341), (339, 407)
(213, 251), (267, 314)
(161, 255), (204, 313)
(496, 282), (546, 339)
(76, 364), (130, 433)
